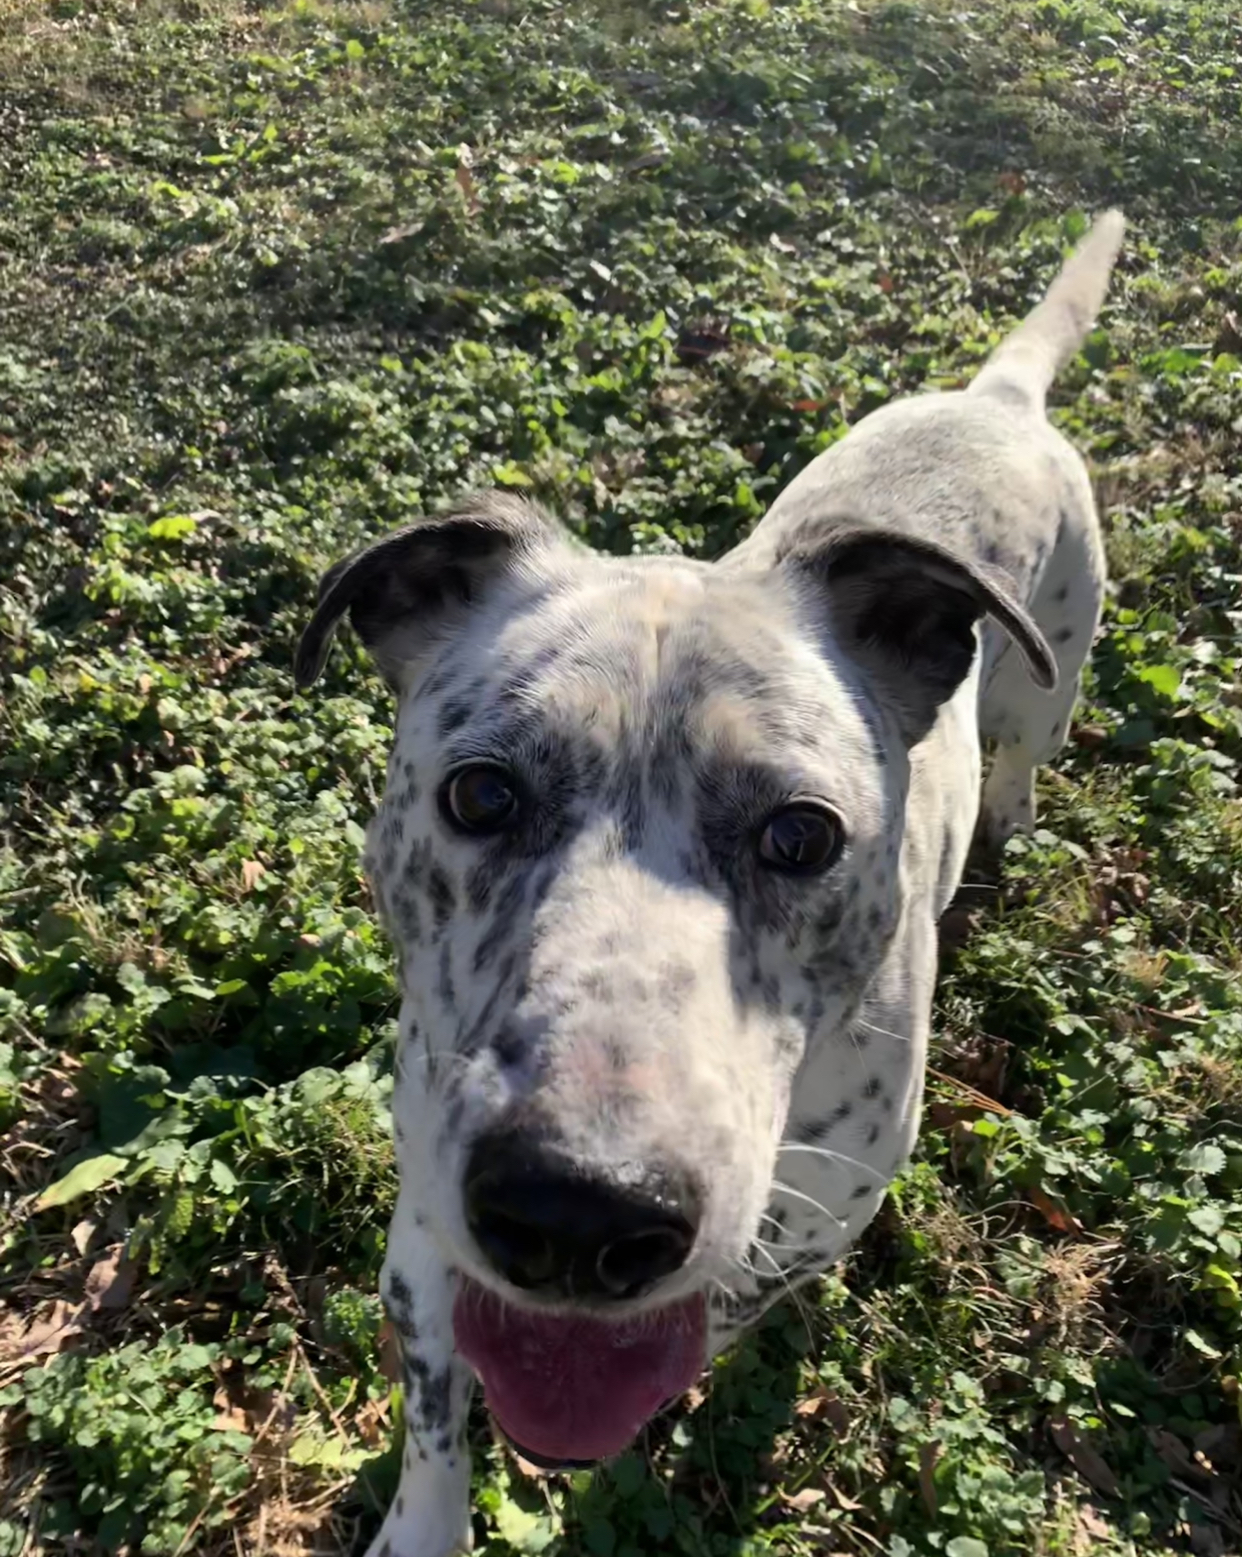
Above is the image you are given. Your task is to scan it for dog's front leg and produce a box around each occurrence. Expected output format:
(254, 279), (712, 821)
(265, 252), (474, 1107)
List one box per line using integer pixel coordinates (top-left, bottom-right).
(367, 1200), (474, 1557)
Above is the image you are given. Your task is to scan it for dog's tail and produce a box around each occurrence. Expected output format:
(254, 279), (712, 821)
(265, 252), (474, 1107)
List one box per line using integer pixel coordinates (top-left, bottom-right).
(969, 210), (1125, 408)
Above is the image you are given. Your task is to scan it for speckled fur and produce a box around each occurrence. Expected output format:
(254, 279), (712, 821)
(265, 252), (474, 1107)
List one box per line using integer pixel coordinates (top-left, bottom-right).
(295, 212), (1124, 1557)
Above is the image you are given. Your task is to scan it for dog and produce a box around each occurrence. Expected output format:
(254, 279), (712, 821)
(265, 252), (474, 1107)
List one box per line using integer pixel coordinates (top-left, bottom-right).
(294, 210), (1124, 1557)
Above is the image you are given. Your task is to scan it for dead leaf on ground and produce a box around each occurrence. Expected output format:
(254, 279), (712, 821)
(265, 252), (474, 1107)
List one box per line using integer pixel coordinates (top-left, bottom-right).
(0, 1299), (85, 1365)
(1050, 1416), (1120, 1498)
(918, 1439), (943, 1515)
(85, 1246), (136, 1312)
(455, 146), (478, 211)
(240, 859), (266, 893)
(70, 1217), (98, 1256)
(1195, 1422), (1242, 1471)
(212, 1384), (251, 1434)
(377, 1318), (403, 1383)
(1028, 1186), (1084, 1236)
(794, 1386), (850, 1433)
(353, 1395), (391, 1446)
(1148, 1427), (1203, 1482)
(781, 1486), (826, 1513)
(1075, 1503), (1112, 1551)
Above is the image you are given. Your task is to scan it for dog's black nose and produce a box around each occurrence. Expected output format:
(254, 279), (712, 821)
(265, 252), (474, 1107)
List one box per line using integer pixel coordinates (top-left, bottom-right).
(464, 1129), (701, 1302)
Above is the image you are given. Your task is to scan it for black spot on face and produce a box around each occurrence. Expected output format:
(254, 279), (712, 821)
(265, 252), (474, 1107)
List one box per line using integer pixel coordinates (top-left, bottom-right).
(850, 1183), (871, 1200)
(437, 697), (474, 739)
(1053, 583), (1069, 603)
(438, 940), (456, 1010)
(429, 863), (455, 931)
(656, 960), (697, 1010)
(472, 873), (526, 973)
(1053, 626), (1074, 644)
(865, 1121), (880, 1146)
(862, 1076), (882, 1099)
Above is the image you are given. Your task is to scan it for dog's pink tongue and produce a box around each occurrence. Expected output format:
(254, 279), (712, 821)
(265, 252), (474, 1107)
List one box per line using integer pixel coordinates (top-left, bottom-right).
(454, 1283), (705, 1463)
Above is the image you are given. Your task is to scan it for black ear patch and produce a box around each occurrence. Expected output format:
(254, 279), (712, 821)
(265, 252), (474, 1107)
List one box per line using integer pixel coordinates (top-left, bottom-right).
(294, 493), (560, 690)
(781, 526), (1055, 743)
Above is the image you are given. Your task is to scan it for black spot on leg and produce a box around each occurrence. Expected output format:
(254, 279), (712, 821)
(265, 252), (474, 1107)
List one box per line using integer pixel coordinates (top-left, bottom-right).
(1053, 583), (1069, 603)
(862, 1077), (882, 1099)
(851, 1183), (871, 1201)
(395, 1497), (405, 1517)
(865, 1121), (880, 1146)
(1053, 626), (1074, 644)
(385, 1272), (416, 1336)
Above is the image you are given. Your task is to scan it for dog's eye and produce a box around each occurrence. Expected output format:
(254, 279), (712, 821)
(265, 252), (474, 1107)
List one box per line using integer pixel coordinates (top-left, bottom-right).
(758, 802), (845, 874)
(442, 764), (520, 835)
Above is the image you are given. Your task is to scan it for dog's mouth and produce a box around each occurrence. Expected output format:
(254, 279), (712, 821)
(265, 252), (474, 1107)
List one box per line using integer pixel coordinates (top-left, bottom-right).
(453, 1278), (706, 1465)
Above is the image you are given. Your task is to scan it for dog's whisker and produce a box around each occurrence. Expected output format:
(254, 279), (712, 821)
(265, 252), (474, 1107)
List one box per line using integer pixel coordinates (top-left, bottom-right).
(852, 1016), (913, 1045)
(776, 1142), (889, 1183)
(770, 1178), (848, 1230)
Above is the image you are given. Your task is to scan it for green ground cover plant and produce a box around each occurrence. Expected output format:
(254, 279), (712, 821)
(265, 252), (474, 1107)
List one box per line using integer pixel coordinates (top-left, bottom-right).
(2, 0), (1241, 1552)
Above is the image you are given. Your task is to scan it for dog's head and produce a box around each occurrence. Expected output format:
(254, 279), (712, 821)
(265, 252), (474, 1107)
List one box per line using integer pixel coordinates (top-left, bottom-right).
(296, 494), (1051, 1464)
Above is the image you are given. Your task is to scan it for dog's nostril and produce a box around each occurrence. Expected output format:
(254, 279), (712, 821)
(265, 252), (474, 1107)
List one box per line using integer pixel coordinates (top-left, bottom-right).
(471, 1209), (558, 1290)
(464, 1129), (703, 1302)
(596, 1225), (694, 1299)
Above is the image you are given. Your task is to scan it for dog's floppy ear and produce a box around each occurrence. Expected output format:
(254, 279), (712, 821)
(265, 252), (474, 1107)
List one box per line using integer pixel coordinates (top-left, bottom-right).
(294, 493), (561, 691)
(780, 527), (1056, 744)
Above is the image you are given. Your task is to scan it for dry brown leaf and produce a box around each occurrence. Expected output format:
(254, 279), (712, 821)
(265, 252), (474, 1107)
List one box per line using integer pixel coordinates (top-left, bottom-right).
(85, 1246), (136, 1312)
(0, 1300), (85, 1364)
(1194, 1423), (1242, 1472)
(1028, 1187), (1084, 1236)
(240, 859), (266, 893)
(918, 1439), (943, 1516)
(781, 1487), (826, 1513)
(1148, 1427), (1202, 1482)
(1075, 1503), (1113, 1553)
(794, 1386), (850, 1433)
(212, 1385), (250, 1434)
(1050, 1416), (1120, 1498)
(70, 1217), (98, 1256)
(354, 1395), (391, 1446)
(455, 146), (478, 212)
(377, 1318), (403, 1384)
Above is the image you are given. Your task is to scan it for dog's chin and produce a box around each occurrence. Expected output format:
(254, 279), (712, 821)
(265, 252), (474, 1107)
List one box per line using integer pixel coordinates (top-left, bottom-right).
(498, 1429), (600, 1472)
(453, 1277), (707, 1465)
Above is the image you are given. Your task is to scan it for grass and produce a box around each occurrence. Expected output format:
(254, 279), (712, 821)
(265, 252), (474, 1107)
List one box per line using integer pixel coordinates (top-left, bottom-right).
(1, 0), (1241, 1552)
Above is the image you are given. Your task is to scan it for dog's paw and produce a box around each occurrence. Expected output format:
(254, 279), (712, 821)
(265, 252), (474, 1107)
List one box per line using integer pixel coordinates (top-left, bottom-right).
(364, 1471), (473, 1557)
(364, 1516), (472, 1557)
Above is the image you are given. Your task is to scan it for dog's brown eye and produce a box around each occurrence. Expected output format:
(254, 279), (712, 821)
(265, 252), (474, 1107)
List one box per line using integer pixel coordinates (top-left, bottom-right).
(443, 765), (520, 835)
(758, 803), (845, 875)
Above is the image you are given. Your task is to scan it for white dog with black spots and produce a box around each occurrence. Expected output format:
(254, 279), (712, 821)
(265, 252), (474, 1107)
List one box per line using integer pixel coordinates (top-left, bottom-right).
(295, 210), (1125, 1557)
